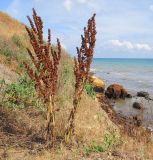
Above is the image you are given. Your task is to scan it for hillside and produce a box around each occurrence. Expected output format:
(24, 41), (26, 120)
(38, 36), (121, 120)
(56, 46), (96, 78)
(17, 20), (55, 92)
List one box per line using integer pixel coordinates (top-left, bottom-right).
(0, 11), (153, 160)
(0, 11), (29, 46)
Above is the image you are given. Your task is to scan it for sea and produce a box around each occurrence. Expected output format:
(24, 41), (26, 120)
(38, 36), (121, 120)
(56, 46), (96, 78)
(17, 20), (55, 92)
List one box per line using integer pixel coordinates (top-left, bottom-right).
(91, 58), (153, 95)
(91, 58), (153, 130)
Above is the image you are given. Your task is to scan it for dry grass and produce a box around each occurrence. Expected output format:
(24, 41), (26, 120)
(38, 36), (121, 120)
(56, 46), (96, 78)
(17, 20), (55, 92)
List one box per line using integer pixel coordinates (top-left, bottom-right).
(75, 94), (119, 144)
(0, 12), (32, 74)
(0, 11), (29, 48)
(119, 134), (153, 159)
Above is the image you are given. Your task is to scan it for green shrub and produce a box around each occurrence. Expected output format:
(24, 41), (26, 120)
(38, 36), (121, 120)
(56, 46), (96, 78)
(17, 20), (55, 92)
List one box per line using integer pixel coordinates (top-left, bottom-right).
(85, 133), (117, 155)
(84, 83), (96, 98)
(3, 76), (43, 109)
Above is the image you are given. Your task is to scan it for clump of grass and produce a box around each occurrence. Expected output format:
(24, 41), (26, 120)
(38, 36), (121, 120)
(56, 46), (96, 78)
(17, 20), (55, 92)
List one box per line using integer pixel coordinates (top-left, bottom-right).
(12, 33), (24, 49)
(0, 39), (14, 58)
(84, 83), (96, 99)
(57, 59), (74, 106)
(0, 79), (6, 101)
(60, 63), (72, 85)
(2, 76), (43, 109)
(65, 14), (97, 143)
(85, 133), (117, 155)
(0, 36), (27, 67)
(24, 8), (61, 144)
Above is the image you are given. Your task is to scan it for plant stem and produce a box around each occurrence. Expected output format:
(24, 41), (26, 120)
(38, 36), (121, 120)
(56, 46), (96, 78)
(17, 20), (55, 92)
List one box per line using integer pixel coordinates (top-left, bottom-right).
(45, 95), (55, 144)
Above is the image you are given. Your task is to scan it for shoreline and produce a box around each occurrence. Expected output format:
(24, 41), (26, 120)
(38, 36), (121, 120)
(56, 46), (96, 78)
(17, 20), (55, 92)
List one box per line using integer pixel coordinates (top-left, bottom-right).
(90, 73), (153, 132)
(96, 92), (152, 143)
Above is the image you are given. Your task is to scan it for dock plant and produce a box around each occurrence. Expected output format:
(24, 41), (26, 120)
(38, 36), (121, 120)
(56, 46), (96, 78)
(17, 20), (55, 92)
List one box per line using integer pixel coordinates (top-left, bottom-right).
(65, 14), (97, 143)
(24, 9), (61, 144)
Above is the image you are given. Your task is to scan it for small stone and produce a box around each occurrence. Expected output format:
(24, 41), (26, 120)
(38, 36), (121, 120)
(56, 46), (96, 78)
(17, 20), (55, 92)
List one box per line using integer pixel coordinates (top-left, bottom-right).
(137, 91), (149, 99)
(133, 115), (142, 127)
(133, 102), (143, 110)
(127, 93), (132, 98)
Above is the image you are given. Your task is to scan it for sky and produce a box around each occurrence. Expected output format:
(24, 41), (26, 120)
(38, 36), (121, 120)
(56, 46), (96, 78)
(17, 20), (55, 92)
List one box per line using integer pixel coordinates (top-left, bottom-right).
(1, 0), (153, 58)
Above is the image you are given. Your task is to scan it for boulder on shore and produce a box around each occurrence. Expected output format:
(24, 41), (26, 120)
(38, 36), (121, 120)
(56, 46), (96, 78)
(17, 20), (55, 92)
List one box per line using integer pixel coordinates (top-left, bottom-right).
(137, 91), (149, 99)
(89, 75), (105, 93)
(133, 102), (143, 110)
(105, 84), (130, 99)
(133, 115), (142, 127)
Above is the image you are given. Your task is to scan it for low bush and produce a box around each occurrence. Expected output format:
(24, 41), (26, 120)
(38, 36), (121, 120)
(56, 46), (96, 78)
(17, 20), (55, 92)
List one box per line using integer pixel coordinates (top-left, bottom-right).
(2, 76), (43, 109)
(84, 83), (96, 99)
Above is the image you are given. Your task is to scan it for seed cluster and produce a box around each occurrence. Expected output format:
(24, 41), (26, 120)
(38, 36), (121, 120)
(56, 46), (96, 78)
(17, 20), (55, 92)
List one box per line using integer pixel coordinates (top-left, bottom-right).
(24, 8), (61, 103)
(24, 8), (61, 143)
(65, 14), (97, 142)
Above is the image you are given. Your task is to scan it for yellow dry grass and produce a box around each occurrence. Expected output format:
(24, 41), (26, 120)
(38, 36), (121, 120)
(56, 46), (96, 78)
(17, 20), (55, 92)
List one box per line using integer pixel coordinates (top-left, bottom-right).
(75, 94), (119, 144)
(0, 12), (23, 35)
(0, 11), (29, 48)
(119, 131), (153, 159)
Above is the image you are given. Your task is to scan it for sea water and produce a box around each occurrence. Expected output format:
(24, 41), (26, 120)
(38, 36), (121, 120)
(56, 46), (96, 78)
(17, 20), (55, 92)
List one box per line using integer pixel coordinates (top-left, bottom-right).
(92, 58), (153, 129)
(92, 58), (153, 95)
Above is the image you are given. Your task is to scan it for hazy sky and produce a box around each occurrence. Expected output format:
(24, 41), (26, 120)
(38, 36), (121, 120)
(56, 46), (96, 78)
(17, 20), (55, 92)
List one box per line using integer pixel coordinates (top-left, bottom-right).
(1, 0), (153, 58)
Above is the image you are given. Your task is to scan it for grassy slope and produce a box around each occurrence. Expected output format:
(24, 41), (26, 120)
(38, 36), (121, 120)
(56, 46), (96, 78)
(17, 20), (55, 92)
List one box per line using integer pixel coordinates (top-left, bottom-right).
(0, 12), (153, 160)
(0, 11), (28, 46)
(0, 11), (31, 79)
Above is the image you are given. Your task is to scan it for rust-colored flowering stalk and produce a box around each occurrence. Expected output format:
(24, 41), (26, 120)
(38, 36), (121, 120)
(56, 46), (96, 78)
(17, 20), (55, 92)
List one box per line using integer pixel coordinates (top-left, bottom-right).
(65, 14), (96, 142)
(24, 8), (61, 143)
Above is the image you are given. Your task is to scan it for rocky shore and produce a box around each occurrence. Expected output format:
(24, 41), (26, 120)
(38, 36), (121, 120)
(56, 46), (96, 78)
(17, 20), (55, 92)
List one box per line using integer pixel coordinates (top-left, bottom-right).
(89, 73), (153, 133)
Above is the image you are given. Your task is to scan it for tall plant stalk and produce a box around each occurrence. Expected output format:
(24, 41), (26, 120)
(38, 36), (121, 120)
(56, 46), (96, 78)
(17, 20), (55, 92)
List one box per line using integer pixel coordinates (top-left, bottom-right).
(65, 14), (97, 143)
(24, 9), (61, 143)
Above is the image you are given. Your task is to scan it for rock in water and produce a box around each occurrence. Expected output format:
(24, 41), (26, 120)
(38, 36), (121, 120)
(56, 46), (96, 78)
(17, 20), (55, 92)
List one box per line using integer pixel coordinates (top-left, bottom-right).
(133, 102), (143, 110)
(89, 75), (105, 93)
(137, 91), (149, 99)
(105, 84), (129, 99)
(127, 94), (132, 98)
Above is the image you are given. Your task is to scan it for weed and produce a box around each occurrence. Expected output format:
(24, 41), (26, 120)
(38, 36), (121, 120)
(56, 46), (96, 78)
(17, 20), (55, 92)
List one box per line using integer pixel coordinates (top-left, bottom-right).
(3, 76), (43, 109)
(0, 46), (14, 58)
(65, 14), (96, 143)
(85, 133), (117, 155)
(84, 83), (96, 99)
(24, 9), (61, 142)
(0, 38), (20, 62)
(12, 34), (23, 49)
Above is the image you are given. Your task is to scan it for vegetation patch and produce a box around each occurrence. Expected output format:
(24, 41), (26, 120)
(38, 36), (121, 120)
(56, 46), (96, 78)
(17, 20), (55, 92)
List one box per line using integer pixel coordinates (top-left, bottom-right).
(12, 33), (24, 49)
(84, 82), (96, 99)
(85, 132), (118, 155)
(2, 76), (43, 109)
